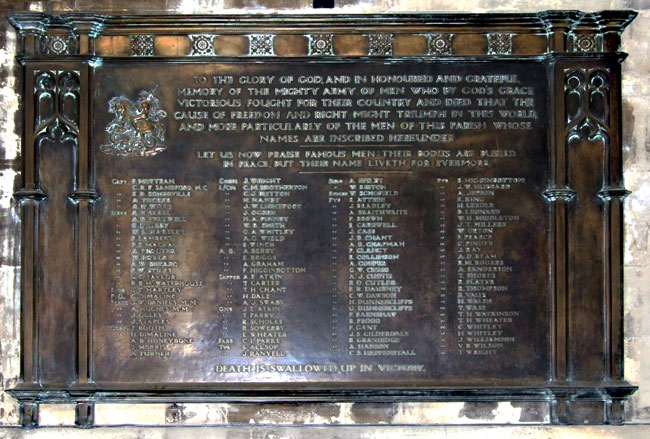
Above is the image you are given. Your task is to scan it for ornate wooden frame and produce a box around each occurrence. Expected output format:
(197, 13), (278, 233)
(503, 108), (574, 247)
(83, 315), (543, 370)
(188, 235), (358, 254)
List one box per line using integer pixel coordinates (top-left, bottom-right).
(8, 11), (637, 427)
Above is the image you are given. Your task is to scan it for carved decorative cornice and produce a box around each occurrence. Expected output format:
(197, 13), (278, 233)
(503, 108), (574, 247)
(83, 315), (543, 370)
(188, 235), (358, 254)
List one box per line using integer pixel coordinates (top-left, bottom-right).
(8, 11), (637, 58)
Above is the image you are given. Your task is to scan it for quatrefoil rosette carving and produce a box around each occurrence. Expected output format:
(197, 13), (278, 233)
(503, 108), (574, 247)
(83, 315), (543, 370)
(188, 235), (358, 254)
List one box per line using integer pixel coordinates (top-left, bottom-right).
(249, 34), (275, 56)
(487, 33), (512, 55)
(426, 34), (453, 55)
(368, 34), (393, 55)
(42, 35), (76, 55)
(572, 34), (599, 53)
(189, 34), (216, 56)
(308, 34), (334, 56)
(130, 35), (155, 56)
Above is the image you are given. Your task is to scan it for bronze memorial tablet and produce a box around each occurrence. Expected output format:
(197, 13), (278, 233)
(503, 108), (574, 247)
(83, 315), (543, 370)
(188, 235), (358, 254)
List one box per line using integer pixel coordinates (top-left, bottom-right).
(8, 11), (637, 426)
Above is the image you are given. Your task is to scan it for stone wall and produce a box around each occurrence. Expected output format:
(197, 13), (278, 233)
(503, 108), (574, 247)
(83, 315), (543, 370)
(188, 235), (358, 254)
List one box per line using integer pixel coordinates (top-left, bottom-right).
(0, 0), (649, 437)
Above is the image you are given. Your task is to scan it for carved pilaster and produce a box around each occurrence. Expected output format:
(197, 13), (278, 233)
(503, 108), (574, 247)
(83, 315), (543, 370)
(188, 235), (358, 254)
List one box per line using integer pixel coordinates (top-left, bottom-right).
(598, 61), (628, 397)
(67, 63), (98, 390)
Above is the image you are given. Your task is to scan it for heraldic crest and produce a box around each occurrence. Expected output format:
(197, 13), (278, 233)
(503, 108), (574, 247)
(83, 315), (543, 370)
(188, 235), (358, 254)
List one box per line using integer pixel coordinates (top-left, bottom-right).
(100, 89), (168, 157)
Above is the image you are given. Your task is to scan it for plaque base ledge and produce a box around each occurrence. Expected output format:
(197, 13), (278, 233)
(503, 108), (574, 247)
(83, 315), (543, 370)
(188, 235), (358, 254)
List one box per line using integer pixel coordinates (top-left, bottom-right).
(7, 380), (637, 404)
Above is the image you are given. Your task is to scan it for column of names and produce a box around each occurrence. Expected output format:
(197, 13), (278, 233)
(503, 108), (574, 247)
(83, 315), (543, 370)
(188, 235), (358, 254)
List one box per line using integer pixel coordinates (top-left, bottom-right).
(455, 177), (522, 356)
(128, 178), (198, 358)
(241, 177), (307, 357)
(347, 177), (414, 357)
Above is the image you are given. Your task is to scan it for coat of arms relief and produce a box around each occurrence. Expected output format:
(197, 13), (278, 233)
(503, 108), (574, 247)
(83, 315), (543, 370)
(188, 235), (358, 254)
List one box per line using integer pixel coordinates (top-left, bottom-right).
(100, 90), (168, 157)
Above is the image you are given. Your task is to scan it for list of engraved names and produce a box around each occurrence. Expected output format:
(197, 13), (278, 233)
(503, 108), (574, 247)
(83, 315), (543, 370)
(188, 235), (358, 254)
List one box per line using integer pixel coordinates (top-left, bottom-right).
(96, 61), (549, 381)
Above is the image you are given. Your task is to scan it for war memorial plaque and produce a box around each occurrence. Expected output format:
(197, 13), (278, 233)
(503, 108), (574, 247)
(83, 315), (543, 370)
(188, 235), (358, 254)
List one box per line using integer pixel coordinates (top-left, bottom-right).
(8, 11), (637, 426)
